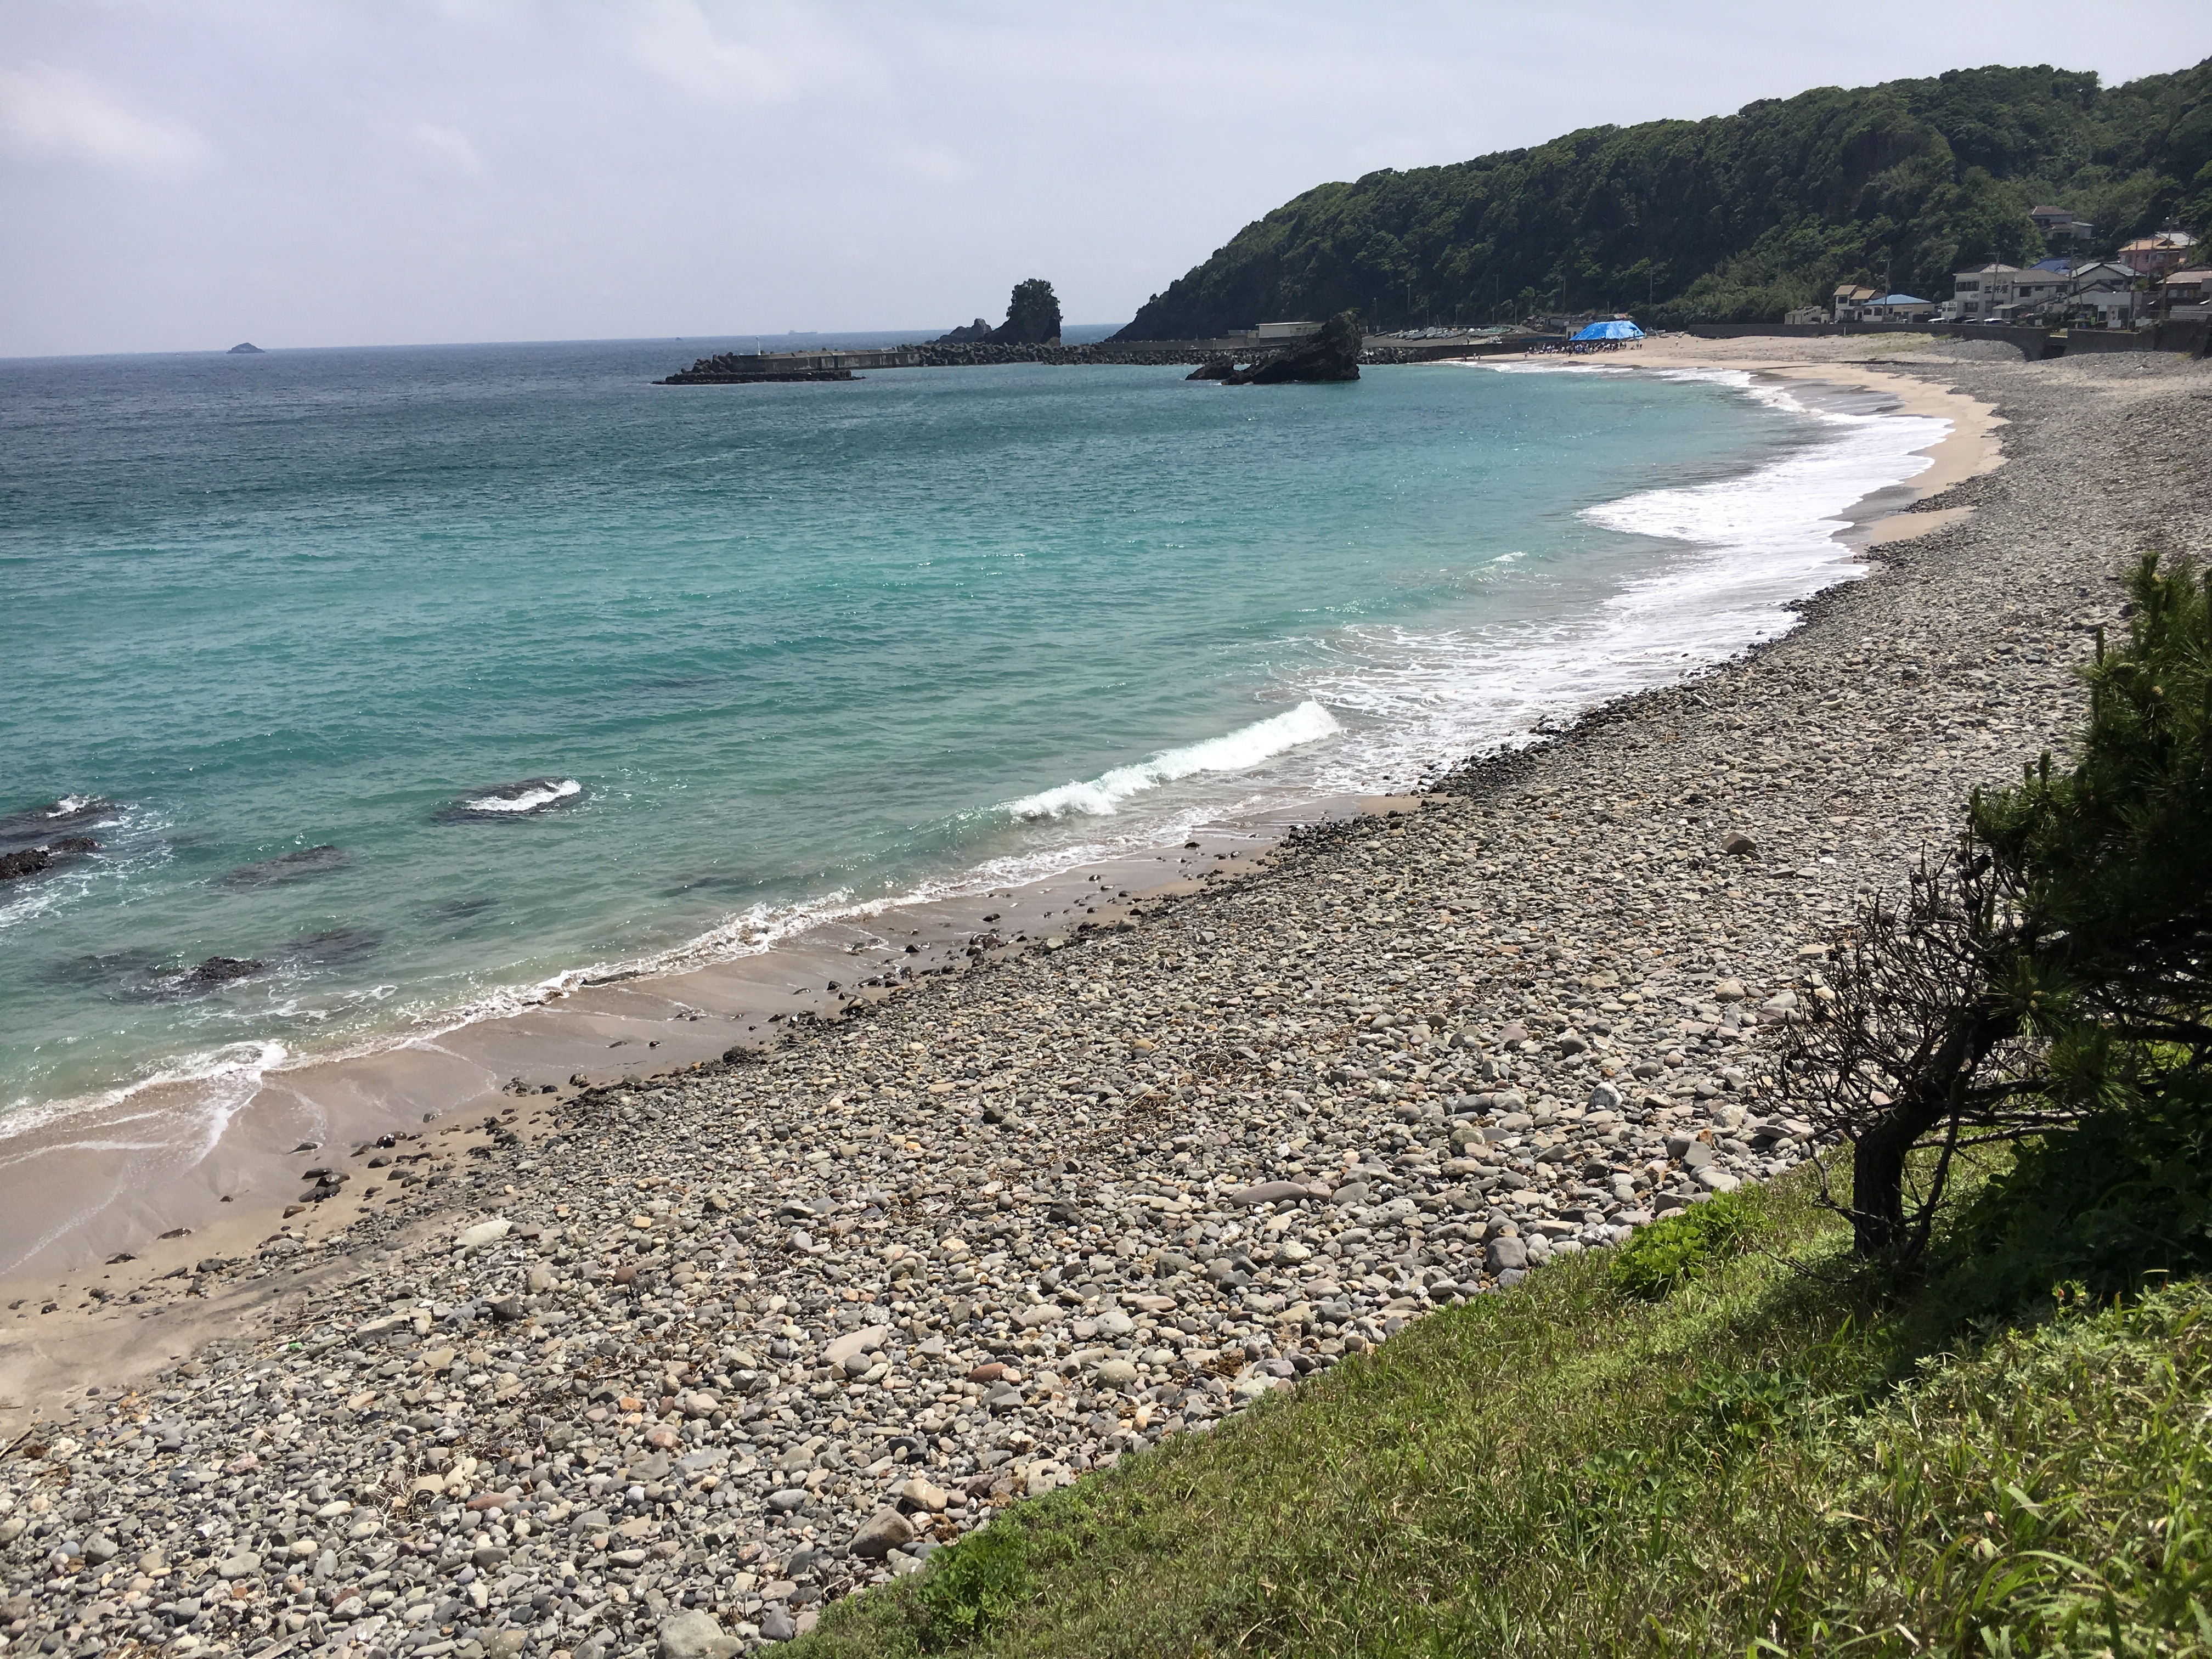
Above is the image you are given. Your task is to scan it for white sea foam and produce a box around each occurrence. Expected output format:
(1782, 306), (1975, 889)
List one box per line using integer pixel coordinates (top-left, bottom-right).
(465, 778), (581, 814)
(1294, 362), (1949, 786)
(0, 1039), (285, 1154)
(1005, 701), (1341, 820)
(47, 795), (90, 816)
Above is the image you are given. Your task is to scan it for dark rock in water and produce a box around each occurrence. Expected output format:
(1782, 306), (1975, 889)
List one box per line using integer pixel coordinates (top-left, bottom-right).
(221, 844), (347, 888)
(437, 777), (582, 822)
(1186, 357), (1235, 381)
(131, 952), (269, 999)
(0, 848), (52, 883)
(932, 318), (995, 345)
(1223, 310), (1362, 385)
(227, 342), (263, 354)
(0, 798), (112, 849)
(0, 837), (100, 882)
(143, 955), (275, 998)
(179, 956), (266, 989)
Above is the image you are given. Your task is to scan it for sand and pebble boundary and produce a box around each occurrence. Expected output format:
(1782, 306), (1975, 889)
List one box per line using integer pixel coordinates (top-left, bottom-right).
(3, 337), (2205, 1659)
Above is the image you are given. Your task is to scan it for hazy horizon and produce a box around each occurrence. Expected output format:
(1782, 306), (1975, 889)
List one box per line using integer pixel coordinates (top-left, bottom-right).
(4, 1), (2207, 359)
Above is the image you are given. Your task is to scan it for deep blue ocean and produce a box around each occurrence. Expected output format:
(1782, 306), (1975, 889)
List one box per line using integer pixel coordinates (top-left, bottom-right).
(0, 336), (1939, 1123)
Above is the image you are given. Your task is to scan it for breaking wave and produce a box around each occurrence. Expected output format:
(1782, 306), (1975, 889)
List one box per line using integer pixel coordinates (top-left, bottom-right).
(1005, 701), (1341, 820)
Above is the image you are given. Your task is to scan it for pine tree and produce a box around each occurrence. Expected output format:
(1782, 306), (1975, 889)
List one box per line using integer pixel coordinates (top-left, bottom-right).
(1790, 554), (2212, 1259)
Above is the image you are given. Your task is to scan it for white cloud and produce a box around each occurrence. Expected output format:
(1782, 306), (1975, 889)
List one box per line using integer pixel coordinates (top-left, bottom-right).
(0, 61), (210, 172)
(407, 120), (487, 177)
(629, 0), (797, 103)
(888, 143), (969, 186)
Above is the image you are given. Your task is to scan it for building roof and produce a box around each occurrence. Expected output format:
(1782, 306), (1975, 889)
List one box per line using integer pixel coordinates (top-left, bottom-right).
(2163, 268), (2212, 283)
(1873, 294), (1932, 306)
(2030, 258), (2075, 272)
(1833, 283), (1880, 299)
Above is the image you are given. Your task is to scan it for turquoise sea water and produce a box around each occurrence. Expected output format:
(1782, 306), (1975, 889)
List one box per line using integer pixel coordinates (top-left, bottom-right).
(0, 340), (1935, 1122)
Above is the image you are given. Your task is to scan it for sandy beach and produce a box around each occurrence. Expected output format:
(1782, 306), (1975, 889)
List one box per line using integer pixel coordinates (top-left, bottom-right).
(5, 336), (2207, 1659)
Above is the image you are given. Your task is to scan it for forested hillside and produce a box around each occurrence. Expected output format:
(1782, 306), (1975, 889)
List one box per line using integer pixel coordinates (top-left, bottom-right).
(1116, 60), (2212, 335)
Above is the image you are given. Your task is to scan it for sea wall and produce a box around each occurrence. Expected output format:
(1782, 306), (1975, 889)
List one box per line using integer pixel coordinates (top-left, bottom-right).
(1684, 319), (2210, 359)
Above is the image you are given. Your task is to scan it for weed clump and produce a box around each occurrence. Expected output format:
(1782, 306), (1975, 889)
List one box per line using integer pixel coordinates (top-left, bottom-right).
(1606, 1191), (1752, 1299)
(911, 1521), (1034, 1650)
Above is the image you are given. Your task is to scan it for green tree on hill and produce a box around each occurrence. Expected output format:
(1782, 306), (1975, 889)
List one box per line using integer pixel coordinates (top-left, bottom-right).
(1114, 59), (2212, 334)
(993, 279), (1063, 345)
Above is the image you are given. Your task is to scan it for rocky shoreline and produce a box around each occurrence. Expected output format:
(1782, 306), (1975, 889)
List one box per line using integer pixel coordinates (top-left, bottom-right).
(4, 345), (2208, 1659)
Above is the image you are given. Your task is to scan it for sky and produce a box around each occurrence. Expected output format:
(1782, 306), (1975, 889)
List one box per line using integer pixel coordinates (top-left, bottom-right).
(3, 1), (2208, 358)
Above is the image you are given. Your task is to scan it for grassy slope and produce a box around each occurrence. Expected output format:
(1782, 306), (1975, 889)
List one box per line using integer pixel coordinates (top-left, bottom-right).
(797, 1163), (2212, 1656)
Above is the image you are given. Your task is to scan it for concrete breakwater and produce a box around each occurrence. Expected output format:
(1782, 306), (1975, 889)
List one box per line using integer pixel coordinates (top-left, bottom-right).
(657, 341), (1278, 383)
(656, 337), (1505, 385)
(657, 349), (924, 385)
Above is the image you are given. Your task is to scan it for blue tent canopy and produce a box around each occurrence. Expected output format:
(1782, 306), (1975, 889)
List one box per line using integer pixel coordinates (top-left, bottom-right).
(1570, 319), (1645, 341)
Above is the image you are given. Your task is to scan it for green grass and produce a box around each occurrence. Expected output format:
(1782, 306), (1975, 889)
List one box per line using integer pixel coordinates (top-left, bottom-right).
(794, 1155), (2212, 1657)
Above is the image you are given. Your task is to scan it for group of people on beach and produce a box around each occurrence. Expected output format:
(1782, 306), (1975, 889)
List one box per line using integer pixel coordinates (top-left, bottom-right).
(1524, 337), (1644, 356)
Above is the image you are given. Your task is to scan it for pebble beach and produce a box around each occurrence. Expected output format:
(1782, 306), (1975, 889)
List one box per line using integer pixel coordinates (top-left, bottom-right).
(5, 340), (2209, 1659)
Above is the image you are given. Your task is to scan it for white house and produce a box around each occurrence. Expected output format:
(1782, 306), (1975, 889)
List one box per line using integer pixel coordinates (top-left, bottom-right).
(2162, 268), (2212, 318)
(1831, 283), (1879, 322)
(2030, 205), (2094, 240)
(1949, 263), (2019, 319)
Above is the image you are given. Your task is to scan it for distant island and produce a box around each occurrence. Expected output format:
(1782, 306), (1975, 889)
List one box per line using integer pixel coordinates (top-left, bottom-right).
(227, 342), (263, 354)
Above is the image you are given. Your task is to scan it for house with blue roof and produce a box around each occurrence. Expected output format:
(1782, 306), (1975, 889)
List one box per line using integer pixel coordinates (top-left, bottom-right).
(1858, 293), (1937, 321)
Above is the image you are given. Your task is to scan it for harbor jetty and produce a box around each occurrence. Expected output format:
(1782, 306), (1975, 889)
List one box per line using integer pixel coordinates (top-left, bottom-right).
(654, 331), (1539, 385)
(656, 347), (923, 385)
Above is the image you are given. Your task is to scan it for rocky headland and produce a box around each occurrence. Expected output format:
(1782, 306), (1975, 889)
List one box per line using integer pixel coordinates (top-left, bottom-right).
(3, 343), (2208, 1659)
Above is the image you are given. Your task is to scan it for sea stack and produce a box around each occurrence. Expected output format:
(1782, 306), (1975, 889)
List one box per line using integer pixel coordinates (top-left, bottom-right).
(227, 342), (263, 354)
(1222, 310), (1362, 383)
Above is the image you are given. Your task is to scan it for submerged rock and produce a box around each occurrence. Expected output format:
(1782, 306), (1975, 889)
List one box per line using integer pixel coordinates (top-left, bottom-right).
(0, 798), (111, 848)
(438, 777), (583, 821)
(221, 844), (347, 887)
(174, 956), (266, 991)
